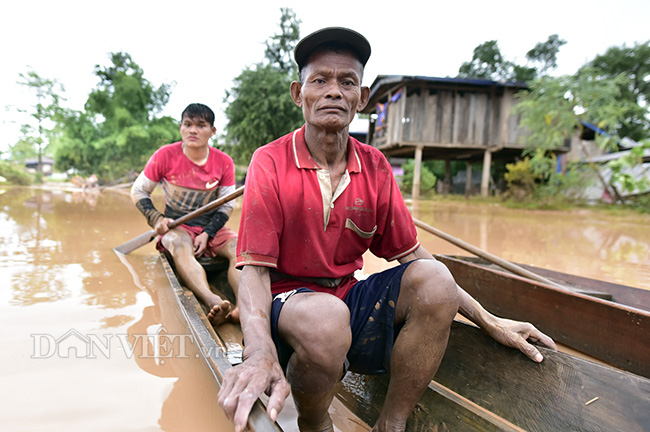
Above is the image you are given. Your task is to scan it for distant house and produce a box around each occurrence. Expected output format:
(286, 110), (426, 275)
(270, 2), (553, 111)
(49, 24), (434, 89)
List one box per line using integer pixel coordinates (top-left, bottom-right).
(25, 157), (55, 176)
(576, 145), (650, 202)
(360, 75), (569, 197)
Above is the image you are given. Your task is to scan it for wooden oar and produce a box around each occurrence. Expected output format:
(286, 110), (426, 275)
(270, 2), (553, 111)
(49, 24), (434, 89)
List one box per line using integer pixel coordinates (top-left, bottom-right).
(114, 186), (244, 255)
(412, 217), (606, 296)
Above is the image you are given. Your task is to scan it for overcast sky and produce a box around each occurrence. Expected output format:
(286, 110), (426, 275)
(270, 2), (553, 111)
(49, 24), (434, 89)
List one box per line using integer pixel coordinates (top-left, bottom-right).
(2, 0), (648, 154)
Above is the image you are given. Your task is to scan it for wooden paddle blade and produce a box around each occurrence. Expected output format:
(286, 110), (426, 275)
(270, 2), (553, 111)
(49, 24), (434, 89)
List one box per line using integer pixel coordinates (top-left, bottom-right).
(113, 229), (156, 255)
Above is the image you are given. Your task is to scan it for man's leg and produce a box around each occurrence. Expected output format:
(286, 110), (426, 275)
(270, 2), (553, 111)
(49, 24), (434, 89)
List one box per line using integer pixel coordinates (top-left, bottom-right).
(161, 228), (232, 325)
(214, 237), (241, 322)
(277, 292), (352, 432)
(374, 259), (459, 432)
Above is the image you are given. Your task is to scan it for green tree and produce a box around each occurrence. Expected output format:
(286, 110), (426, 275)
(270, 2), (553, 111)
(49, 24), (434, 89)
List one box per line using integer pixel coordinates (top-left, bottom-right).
(86, 52), (171, 126)
(54, 52), (178, 180)
(525, 34), (567, 75)
(264, 7), (301, 74)
(582, 41), (650, 141)
(458, 40), (509, 80)
(515, 71), (635, 152)
(513, 68), (648, 202)
(223, 8), (304, 165)
(458, 35), (565, 82)
(12, 70), (66, 172)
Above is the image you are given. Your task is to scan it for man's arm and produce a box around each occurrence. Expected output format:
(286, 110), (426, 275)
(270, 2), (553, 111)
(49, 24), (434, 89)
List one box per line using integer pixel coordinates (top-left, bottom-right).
(202, 184), (237, 237)
(218, 266), (290, 432)
(130, 171), (172, 235)
(192, 184), (237, 256)
(398, 245), (557, 361)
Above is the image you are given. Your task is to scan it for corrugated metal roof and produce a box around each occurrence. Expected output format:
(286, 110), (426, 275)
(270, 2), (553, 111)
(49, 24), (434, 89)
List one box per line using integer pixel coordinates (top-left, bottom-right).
(578, 148), (650, 164)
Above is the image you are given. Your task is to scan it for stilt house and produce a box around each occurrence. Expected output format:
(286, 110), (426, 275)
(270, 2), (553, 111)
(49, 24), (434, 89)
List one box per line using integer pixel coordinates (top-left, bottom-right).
(361, 75), (570, 197)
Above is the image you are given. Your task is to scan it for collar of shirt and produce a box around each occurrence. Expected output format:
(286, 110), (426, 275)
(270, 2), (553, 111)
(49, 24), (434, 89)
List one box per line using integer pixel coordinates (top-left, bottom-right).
(291, 126), (362, 231)
(291, 125), (362, 174)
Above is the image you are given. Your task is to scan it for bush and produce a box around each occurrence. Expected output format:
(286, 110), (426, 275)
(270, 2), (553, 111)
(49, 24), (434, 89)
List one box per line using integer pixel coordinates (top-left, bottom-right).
(503, 158), (537, 200)
(0, 161), (34, 185)
(627, 194), (650, 213)
(401, 159), (437, 196)
(504, 155), (593, 205)
(536, 166), (591, 203)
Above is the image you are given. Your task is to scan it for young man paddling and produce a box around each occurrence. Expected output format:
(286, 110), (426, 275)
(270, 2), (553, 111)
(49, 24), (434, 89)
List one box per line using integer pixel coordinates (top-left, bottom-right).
(218, 28), (557, 432)
(131, 103), (240, 325)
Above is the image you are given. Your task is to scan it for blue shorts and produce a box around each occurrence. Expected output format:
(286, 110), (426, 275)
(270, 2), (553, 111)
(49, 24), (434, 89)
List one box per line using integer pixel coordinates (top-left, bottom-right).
(270, 261), (416, 375)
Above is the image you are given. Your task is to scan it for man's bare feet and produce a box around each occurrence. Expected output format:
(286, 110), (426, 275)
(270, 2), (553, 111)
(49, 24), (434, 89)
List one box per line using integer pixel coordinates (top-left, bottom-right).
(206, 300), (240, 325)
(229, 306), (240, 323)
(206, 299), (232, 326)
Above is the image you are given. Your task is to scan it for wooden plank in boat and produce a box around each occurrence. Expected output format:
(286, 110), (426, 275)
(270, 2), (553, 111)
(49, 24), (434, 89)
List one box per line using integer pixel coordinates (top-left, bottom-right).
(436, 321), (650, 432)
(436, 254), (650, 379)
(338, 321), (650, 432)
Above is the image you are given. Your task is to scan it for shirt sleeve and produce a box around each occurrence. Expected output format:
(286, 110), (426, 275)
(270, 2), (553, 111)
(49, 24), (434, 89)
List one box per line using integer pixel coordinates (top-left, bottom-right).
(219, 153), (236, 187)
(203, 154), (236, 236)
(215, 183), (236, 215)
(142, 147), (166, 184)
(236, 149), (283, 268)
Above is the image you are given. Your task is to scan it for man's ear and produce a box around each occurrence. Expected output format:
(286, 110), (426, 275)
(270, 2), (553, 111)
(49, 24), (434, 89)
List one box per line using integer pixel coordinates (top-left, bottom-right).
(290, 81), (303, 107)
(357, 86), (370, 112)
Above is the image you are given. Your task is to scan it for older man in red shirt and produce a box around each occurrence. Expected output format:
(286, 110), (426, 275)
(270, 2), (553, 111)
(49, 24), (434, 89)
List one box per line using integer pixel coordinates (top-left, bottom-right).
(219, 28), (556, 432)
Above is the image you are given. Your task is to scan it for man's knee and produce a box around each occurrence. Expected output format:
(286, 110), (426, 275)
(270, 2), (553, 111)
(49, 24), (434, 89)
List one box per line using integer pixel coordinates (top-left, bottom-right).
(220, 237), (238, 260)
(161, 229), (193, 255)
(400, 259), (459, 315)
(283, 295), (351, 367)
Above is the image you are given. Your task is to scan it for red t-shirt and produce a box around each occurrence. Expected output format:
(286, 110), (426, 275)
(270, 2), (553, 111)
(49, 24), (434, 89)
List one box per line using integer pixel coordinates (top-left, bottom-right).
(236, 126), (419, 299)
(142, 141), (235, 227)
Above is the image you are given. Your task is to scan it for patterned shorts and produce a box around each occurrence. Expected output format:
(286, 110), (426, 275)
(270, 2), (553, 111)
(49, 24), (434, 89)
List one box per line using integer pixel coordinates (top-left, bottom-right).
(270, 261), (416, 375)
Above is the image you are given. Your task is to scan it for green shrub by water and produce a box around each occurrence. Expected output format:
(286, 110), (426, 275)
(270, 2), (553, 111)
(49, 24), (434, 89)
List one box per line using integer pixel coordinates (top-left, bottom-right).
(0, 161), (34, 185)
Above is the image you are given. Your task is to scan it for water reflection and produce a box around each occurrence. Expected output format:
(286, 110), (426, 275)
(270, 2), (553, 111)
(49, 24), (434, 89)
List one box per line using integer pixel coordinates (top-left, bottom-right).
(0, 187), (147, 309)
(1, 185), (648, 431)
(125, 273), (234, 432)
(408, 201), (650, 289)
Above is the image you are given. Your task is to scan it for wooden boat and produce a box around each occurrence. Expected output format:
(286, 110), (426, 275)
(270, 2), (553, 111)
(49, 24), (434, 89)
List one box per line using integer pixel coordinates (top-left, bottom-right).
(159, 252), (650, 432)
(435, 254), (650, 379)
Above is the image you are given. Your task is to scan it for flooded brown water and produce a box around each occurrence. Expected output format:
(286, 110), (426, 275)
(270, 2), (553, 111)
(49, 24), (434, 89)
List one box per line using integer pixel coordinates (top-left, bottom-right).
(0, 185), (648, 431)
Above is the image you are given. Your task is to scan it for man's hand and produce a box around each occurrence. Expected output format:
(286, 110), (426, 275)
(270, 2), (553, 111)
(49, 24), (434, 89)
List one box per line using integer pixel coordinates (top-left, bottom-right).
(218, 350), (290, 432)
(193, 232), (209, 256)
(154, 217), (174, 236)
(483, 316), (557, 362)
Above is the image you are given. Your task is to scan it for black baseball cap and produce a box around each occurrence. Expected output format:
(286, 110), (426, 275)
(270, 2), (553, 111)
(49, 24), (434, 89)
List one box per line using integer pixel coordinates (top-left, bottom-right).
(294, 27), (371, 70)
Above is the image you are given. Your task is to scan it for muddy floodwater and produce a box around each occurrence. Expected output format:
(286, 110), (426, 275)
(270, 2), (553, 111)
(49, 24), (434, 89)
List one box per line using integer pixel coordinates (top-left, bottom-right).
(0, 185), (648, 431)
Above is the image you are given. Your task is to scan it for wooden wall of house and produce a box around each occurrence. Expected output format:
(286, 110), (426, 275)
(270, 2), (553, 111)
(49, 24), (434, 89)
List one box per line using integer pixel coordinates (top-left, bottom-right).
(376, 85), (527, 148)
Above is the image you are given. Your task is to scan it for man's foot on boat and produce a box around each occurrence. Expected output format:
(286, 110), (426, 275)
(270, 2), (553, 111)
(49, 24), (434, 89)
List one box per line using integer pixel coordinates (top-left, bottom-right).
(207, 300), (234, 326)
(229, 306), (240, 323)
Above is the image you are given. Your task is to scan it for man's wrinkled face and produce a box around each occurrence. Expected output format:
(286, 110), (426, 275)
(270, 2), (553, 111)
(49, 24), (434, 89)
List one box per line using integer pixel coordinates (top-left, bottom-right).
(292, 49), (369, 132)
